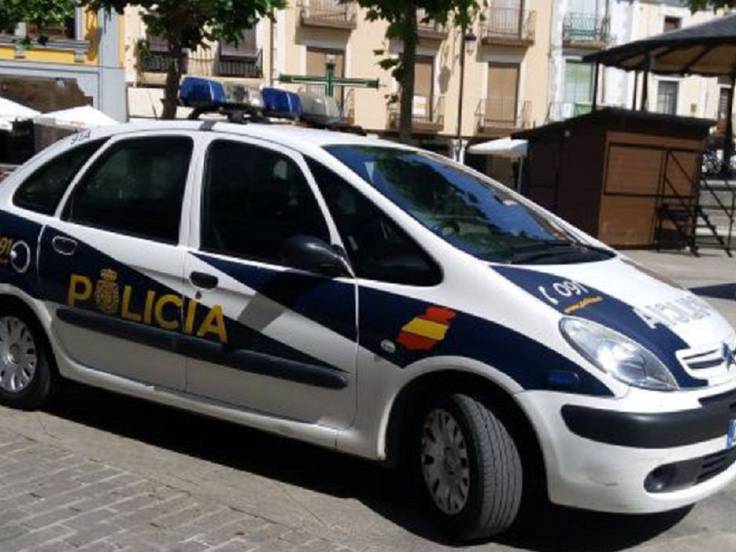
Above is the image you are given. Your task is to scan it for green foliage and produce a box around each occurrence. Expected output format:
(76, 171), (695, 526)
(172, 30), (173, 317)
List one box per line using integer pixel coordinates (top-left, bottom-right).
(354, 0), (483, 139)
(79, 0), (286, 50)
(0, 0), (76, 46)
(77, 0), (286, 118)
(686, 0), (736, 10)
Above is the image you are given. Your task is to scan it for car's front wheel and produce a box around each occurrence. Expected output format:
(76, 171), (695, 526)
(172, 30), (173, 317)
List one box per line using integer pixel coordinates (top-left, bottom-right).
(417, 393), (523, 541)
(0, 308), (56, 410)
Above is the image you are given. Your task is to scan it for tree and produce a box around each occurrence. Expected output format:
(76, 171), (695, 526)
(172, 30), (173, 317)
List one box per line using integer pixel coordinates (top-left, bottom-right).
(686, 0), (735, 10)
(0, 0), (76, 46)
(80, 0), (286, 119)
(358, 0), (482, 144)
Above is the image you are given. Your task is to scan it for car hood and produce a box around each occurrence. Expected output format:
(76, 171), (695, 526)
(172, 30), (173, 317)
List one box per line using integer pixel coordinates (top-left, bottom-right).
(491, 256), (736, 389)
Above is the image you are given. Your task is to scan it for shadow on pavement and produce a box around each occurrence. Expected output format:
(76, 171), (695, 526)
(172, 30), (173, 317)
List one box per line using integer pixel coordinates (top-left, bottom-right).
(690, 282), (736, 301)
(45, 383), (690, 550)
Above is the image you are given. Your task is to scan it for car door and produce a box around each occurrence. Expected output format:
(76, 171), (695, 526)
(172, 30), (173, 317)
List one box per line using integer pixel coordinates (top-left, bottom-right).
(38, 132), (199, 390)
(183, 136), (358, 428)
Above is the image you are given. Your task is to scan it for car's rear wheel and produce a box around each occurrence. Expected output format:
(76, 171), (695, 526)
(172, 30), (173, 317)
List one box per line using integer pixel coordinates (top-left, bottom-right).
(0, 308), (56, 410)
(417, 393), (523, 541)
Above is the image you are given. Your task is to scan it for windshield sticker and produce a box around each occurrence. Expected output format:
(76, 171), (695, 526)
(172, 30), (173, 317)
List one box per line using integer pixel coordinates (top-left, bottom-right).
(396, 306), (456, 351)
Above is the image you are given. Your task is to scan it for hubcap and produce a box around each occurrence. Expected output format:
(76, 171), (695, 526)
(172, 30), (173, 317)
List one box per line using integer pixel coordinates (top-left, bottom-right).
(0, 316), (37, 393)
(420, 408), (471, 515)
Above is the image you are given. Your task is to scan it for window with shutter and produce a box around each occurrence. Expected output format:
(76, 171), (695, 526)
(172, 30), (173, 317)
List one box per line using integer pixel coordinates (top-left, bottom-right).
(486, 63), (519, 126)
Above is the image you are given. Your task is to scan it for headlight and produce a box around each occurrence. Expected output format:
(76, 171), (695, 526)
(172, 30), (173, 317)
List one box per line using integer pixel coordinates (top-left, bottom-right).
(560, 317), (678, 391)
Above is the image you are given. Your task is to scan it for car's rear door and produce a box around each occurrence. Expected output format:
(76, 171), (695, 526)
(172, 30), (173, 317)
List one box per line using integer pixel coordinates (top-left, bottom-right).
(182, 136), (358, 428)
(38, 132), (200, 390)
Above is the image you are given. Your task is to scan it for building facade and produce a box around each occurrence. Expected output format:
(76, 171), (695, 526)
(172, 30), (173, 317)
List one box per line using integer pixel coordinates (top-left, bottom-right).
(125, 0), (553, 155)
(123, 1), (730, 163)
(0, 8), (126, 121)
(550, 0), (730, 130)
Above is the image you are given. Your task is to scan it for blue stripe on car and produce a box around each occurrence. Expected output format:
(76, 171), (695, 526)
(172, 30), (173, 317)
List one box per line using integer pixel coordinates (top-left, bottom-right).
(493, 265), (706, 389)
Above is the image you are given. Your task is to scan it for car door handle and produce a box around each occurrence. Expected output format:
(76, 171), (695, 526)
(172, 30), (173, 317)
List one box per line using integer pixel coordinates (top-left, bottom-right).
(190, 271), (219, 290)
(51, 235), (77, 256)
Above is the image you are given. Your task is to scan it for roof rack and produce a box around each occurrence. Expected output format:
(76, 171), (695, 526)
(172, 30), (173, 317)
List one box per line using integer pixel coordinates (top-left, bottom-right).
(186, 103), (269, 124)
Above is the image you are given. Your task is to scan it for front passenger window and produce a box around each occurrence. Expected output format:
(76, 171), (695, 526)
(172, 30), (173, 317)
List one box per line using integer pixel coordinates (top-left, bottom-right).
(307, 159), (441, 286)
(201, 140), (330, 266)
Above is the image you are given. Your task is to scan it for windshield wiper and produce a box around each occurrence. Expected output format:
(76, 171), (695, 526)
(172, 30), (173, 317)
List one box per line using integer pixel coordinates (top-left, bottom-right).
(510, 240), (610, 264)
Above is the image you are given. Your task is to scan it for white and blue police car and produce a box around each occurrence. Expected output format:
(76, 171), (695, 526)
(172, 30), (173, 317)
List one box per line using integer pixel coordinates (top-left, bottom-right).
(0, 104), (735, 540)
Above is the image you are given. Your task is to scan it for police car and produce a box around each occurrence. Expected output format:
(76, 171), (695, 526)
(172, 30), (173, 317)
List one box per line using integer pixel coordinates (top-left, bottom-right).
(1, 114), (736, 541)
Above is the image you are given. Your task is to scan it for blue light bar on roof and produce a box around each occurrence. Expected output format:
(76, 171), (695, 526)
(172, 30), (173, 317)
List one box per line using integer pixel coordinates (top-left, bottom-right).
(179, 76), (263, 109)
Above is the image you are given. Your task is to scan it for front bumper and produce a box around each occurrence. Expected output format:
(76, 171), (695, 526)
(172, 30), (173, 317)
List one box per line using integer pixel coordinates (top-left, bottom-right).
(517, 386), (736, 514)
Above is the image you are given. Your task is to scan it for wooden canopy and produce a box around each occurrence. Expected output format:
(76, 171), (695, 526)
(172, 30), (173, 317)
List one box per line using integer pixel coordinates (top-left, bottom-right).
(583, 13), (736, 76)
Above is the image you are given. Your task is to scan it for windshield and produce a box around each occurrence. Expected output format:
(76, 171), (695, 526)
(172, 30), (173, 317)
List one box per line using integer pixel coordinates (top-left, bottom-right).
(325, 145), (613, 264)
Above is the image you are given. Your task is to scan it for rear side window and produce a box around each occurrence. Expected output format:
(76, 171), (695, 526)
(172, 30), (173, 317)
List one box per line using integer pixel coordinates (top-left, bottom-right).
(13, 140), (106, 215)
(306, 159), (441, 286)
(64, 136), (193, 243)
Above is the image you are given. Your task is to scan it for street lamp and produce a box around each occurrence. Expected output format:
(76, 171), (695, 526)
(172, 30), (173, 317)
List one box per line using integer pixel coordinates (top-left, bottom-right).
(455, 28), (477, 162)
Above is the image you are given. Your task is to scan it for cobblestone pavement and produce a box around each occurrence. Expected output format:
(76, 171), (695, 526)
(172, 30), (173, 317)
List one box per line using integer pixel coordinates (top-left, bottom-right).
(0, 426), (358, 552)
(0, 250), (735, 552)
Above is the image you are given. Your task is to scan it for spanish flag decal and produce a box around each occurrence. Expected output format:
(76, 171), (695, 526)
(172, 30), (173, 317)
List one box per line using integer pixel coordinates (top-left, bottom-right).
(396, 306), (456, 351)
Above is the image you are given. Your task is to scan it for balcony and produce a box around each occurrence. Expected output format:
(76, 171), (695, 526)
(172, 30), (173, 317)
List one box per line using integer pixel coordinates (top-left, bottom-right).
(562, 12), (610, 49)
(388, 95), (445, 133)
(481, 8), (535, 47)
(546, 101), (593, 122)
(138, 48), (262, 82)
(476, 98), (531, 134)
(300, 0), (356, 30)
(189, 48), (263, 79)
(139, 51), (189, 75)
(417, 9), (447, 40)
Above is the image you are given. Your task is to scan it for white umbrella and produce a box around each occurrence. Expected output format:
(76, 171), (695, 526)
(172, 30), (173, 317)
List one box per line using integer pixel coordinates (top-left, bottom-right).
(34, 105), (117, 130)
(0, 97), (39, 131)
(467, 137), (528, 158)
(0, 97), (39, 120)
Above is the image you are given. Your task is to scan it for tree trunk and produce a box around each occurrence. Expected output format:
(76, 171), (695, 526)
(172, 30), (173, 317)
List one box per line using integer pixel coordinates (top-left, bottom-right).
(162, 42), (183, 120)
(398, 2), (418, 144)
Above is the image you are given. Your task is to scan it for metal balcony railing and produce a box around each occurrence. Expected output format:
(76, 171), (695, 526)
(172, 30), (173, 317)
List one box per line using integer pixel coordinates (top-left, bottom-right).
(141, 47), (261, 79)
(389, 95), (445, 129)
(481, 8), (535, 44)
(563, 12), (610, 45)
(213, 47), (262, 78)
(300, 0), (356, 28)
(139, 51), (189, 74)
(476, 98), (531, 130)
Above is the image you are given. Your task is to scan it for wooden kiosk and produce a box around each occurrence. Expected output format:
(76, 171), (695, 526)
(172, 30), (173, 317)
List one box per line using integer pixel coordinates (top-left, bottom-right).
(513, 108), (714, 248)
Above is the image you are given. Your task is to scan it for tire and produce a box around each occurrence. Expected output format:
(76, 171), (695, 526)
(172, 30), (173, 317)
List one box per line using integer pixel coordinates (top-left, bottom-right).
(416, 393), (523, 541)
(0, 306), (56, 410)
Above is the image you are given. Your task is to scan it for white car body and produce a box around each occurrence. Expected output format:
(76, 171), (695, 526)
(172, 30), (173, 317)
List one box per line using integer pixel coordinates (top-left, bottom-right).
(1, 121), (735, 515)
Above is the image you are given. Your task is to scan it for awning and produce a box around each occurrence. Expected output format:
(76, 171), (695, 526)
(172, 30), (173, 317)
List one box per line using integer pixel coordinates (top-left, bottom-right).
(467, 137), (528, 158)
(34, 105), (118, 130)
(0, 97), (39, 130)
(583, 13), (736, 76)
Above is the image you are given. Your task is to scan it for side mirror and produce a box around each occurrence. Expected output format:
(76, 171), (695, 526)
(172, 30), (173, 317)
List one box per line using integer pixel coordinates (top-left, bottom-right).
(282, 235), (351, 277)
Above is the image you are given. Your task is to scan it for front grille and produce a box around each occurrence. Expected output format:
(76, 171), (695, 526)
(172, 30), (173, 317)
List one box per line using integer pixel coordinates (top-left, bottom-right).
(696, 448), (736, 484)
(645, 446), (736, 493)
(682, 347), (734, 370)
